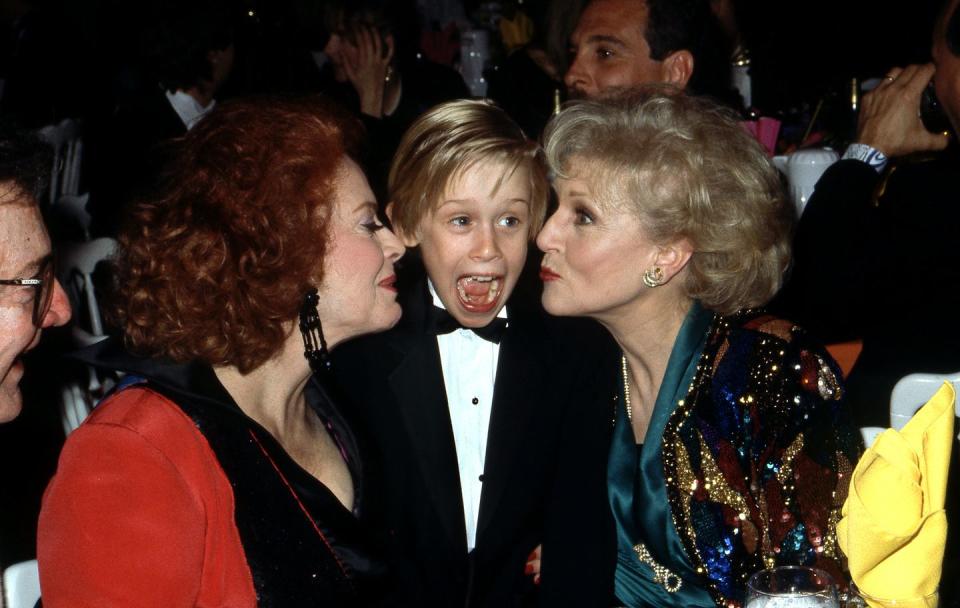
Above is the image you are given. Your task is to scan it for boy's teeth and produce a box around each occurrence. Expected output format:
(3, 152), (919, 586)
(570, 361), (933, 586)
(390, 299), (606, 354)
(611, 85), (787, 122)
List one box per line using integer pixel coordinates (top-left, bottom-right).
(486, 279), (500, 303)
(456, 276), (502, 304)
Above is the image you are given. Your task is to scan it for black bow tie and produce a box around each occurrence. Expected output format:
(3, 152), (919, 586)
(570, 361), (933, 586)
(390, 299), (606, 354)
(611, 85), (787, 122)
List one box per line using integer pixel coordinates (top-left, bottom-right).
(427, 305), (508, 344)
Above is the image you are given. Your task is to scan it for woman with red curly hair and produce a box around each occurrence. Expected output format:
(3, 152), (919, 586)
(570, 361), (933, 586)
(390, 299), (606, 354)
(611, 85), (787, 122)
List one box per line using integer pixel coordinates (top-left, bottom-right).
(37, 96), (405, 607)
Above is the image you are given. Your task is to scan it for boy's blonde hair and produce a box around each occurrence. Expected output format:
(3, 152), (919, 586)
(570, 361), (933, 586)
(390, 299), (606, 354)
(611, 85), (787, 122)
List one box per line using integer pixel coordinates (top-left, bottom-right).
(388, 99), (548, 238)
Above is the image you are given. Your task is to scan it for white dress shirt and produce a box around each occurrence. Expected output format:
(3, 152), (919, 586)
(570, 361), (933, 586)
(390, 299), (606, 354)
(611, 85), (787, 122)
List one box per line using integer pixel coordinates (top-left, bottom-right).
(428, 280), (505, 551)
(165, 89), (216, 130)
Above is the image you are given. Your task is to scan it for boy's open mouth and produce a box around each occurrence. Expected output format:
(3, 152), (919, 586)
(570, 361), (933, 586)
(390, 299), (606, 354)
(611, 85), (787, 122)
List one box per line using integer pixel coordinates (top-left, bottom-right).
(455, 275), (503, 313)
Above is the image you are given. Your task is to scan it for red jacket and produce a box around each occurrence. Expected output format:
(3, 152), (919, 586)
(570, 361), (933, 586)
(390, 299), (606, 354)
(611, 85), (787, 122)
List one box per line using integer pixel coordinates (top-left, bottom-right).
(38, 387), (258, 607)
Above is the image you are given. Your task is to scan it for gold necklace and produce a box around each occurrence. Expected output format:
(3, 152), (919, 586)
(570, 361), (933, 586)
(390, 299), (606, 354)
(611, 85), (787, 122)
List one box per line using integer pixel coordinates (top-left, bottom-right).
(621, 355), (632, 421)
(619, 355), (683, 593)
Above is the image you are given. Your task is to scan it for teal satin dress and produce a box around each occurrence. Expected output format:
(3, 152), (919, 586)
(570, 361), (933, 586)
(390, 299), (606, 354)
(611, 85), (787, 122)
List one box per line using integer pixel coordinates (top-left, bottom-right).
(608, 303), (715, 608)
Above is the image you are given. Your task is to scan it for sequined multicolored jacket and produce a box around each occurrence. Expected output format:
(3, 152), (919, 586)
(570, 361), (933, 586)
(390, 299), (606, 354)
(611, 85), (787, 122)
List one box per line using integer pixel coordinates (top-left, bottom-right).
(661, 311), (862, 607)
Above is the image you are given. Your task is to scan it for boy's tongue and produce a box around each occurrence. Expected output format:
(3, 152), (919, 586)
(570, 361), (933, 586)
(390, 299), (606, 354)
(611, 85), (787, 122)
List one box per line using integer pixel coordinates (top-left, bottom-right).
(463, 281), (490, 298)
(457, 276), (500, 308)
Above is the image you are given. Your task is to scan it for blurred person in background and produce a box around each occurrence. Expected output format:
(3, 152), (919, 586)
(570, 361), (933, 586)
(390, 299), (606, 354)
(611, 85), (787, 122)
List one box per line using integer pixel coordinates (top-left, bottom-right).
(86, 0), (236, 238)
(773, 0), (960, 602)
(319, 0), (468, 203)
(564, 0), (735, 105)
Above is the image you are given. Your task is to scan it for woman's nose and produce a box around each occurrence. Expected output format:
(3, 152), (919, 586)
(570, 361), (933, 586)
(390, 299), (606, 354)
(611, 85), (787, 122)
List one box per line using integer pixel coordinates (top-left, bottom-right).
(536, 212), (561, 253)
(378, 226), (405, 262)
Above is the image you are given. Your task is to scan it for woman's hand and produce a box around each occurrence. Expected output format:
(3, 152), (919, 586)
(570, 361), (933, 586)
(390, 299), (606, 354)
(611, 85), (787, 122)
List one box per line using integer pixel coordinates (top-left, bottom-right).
(857, 64), (950, 158)
(524, 544), (542, 585)
(342, 24), (395, 118)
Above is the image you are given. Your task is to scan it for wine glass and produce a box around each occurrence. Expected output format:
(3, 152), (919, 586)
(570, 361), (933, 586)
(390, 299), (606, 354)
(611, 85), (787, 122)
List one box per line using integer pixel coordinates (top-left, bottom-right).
(746, 566), (840, 608)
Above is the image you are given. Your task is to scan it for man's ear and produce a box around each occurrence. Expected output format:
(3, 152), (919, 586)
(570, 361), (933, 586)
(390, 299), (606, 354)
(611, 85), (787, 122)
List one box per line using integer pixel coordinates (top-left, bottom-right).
(661, 50), (694, 89)
(386, 201), (420, 247)
(653, 238), (694, 284)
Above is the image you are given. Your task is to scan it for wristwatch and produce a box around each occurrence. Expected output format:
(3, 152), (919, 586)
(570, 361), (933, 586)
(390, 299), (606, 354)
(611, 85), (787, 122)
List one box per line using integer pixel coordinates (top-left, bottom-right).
(843, 143), (889, 173)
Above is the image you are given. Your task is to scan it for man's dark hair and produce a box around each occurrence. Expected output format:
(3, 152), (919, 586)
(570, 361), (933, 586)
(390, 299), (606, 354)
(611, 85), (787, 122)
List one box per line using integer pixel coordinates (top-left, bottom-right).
(139, 0), (236, 92)
(644, 0), (732, 100)
(0, 120), (49, 202)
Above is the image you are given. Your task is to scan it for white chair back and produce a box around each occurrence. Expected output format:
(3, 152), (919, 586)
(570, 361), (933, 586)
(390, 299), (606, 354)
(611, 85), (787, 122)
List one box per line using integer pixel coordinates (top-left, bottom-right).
(58, 237), (116, 338)
(889, 372), (960, 436)
(3, 559), (40, 608)
(860, 426), (884, 447)
(37, 118), (83, 207)
(61, 380), (95, 436)
(57, 238), (117, 434)
(859, 372), (960, 447)
(52, 192), (92, 241)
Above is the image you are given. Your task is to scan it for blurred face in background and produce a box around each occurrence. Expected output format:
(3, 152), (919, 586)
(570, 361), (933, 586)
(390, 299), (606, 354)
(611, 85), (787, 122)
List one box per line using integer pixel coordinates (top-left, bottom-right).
(324, 23), (351, 82)
(565, 0), (666, 98)
(322, 11), (392, 84)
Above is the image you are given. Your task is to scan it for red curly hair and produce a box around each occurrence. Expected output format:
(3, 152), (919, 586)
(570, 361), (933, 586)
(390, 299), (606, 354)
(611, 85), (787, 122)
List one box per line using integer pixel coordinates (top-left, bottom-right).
(111, 96), (362, 373)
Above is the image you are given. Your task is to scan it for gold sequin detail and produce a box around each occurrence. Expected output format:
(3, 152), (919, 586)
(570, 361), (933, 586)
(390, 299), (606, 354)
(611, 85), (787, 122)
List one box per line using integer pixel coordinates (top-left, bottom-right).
(833, 451), (853, 507)
(671, 439), (700, 544)
(775, 434), (805, 488)
(698, 434), (750, 515)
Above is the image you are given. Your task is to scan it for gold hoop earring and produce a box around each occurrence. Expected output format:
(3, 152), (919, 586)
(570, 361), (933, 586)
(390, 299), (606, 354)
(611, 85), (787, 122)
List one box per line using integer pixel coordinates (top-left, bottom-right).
(642, 267), (664, 288)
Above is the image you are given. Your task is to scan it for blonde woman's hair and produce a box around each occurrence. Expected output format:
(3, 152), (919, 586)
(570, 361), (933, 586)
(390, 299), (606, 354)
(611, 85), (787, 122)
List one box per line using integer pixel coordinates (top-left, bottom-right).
(544, 87), (794, 315)
(388, 99), (548, 238)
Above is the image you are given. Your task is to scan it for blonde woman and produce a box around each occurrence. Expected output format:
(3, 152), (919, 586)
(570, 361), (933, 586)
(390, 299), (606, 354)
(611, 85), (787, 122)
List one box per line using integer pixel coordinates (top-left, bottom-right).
(536, 89), (861, 607)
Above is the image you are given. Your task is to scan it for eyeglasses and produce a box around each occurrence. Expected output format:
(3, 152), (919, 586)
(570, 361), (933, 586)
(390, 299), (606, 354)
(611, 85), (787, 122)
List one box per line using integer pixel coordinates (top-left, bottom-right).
(0, 255), (55, 327)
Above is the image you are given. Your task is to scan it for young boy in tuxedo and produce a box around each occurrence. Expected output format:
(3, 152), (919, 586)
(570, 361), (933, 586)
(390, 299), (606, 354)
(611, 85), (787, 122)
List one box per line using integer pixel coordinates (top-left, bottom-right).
(332, 100), (616, 607)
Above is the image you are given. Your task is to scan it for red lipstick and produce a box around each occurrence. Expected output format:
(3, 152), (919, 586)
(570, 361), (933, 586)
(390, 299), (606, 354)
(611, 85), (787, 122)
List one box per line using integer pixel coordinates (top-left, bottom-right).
(378, 274), (397, 292)
(539, 267), (561, 282)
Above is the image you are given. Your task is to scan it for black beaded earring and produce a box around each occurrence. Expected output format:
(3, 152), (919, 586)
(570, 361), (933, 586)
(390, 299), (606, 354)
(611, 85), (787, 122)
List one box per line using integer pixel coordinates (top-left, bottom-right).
(299, 287), (330, 373)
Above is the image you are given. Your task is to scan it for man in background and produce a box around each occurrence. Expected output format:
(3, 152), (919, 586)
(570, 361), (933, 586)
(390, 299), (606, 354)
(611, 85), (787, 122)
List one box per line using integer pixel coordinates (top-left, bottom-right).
(564, 0), (732, 100)
(87, 0), (235, 237)
(774, 1), (960, 603)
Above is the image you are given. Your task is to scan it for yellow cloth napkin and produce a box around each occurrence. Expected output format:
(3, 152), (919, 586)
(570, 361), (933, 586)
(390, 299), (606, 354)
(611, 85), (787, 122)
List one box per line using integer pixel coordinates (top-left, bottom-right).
(838, 381), (955, 604)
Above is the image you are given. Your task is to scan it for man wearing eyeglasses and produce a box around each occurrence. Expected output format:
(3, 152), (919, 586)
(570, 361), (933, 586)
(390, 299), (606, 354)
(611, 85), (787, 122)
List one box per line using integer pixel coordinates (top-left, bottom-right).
(1, 124), (72, 422)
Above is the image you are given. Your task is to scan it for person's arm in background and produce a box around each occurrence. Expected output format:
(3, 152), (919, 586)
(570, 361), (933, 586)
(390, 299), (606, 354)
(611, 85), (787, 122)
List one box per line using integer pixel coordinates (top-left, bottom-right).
(772, 64), (949, 342)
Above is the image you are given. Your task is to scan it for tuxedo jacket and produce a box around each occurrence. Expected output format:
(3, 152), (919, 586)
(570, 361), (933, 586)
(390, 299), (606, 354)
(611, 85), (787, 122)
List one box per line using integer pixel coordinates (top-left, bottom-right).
(331, 269), (618, 607)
